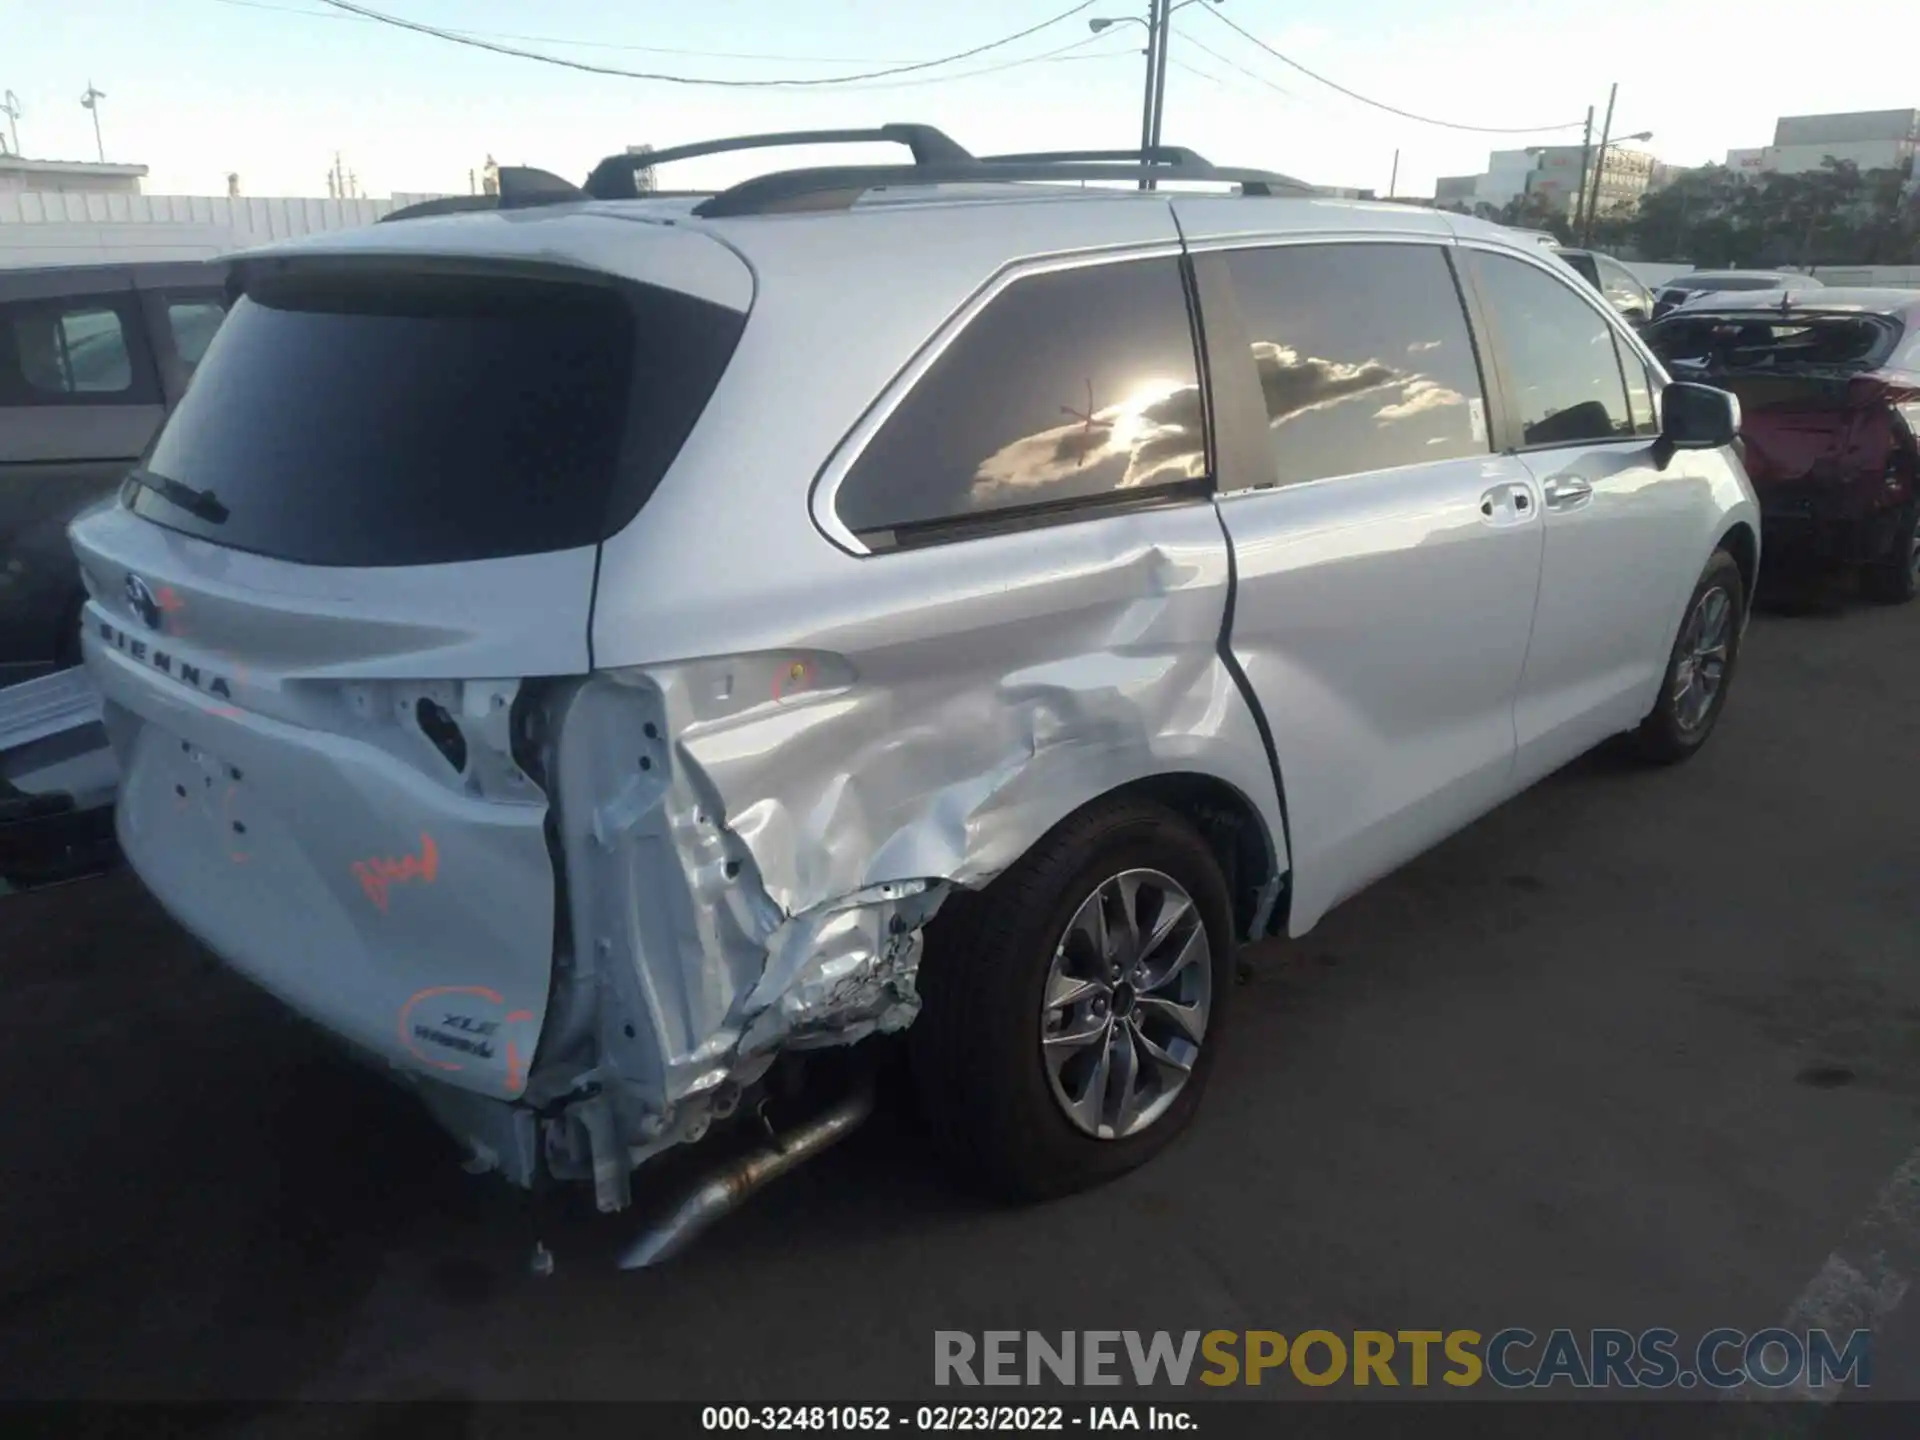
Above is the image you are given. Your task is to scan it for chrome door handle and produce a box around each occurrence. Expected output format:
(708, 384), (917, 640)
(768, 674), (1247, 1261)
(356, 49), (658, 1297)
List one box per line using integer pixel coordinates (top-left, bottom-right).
(1541, 476), (1594, 510)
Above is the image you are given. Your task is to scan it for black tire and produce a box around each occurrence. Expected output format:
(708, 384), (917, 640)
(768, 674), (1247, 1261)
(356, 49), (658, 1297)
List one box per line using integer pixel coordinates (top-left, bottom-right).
(1632, 548), (1745, 765)
(1861, 502), (1919, 606)
(909, 798), (1234, 1202)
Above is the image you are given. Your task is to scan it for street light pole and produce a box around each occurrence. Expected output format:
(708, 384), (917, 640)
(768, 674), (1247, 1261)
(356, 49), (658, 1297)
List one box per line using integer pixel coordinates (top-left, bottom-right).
(1091, 0), (1221, 190)
(80, 81), (106, 163)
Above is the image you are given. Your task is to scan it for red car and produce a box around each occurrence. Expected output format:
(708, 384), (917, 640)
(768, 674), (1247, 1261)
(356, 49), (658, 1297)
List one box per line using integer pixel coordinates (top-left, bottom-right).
(1645, 288), (1920, 603)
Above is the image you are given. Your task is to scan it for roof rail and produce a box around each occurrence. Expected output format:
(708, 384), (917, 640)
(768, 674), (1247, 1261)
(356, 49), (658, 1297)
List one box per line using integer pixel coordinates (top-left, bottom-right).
(978, 146), (1212, 166)
(583, 124), (972, 201)
(691, 160), (1317, 219)
(379, 194), (501, 224)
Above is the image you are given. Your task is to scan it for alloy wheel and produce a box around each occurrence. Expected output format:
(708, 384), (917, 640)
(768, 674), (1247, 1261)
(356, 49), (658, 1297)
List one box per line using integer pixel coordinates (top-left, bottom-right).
(1671, 585), (1734, 732)
(1040, 868), (1212, 1140)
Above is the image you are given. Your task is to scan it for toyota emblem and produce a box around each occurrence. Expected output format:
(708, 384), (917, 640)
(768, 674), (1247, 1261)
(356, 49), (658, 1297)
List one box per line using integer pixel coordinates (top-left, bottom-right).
(125, 573), (163, 631)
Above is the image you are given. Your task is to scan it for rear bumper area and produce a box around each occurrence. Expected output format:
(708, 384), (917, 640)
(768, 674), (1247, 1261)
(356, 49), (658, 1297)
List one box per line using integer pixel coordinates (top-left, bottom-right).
(86, 626), (556, 1102)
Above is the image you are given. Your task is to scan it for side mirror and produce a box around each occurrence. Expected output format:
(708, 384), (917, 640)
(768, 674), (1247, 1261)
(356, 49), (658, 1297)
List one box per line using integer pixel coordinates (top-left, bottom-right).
(1658, 382), (1740, 461)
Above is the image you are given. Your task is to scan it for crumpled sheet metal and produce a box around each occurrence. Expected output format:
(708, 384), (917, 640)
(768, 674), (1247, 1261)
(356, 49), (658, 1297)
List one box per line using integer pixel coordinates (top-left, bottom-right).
(550, 531), (1284, 1154)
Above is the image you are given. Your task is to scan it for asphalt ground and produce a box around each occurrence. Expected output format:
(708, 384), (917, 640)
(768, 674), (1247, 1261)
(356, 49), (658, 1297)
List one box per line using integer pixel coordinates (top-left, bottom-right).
(1, 588), (1916, 1421)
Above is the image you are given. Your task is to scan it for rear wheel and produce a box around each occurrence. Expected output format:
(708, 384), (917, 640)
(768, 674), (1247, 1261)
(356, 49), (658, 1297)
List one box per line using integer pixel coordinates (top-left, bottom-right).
(1632, 549), (1745, 765)
(910, 799), (1233, 1201)
(1862, 502), (1919, 606)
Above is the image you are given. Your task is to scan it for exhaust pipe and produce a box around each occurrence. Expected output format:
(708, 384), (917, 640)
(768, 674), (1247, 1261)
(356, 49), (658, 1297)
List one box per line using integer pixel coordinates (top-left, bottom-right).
(618, 1082), (876, 1269)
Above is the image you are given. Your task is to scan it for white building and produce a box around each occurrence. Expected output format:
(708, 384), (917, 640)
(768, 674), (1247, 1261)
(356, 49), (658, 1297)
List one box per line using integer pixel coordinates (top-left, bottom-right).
(0, 187), (452, 266)
(1723, 111), (1918, 178)
(0, 156), (148, 196)
(1771, 109), (1918, 175)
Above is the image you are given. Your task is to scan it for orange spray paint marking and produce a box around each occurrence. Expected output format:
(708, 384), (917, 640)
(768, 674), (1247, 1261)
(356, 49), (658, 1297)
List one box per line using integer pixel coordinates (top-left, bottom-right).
(351, 832), (440, 913)
(504, 1040), (526, 1096)
(506, 1010), (534, 1023)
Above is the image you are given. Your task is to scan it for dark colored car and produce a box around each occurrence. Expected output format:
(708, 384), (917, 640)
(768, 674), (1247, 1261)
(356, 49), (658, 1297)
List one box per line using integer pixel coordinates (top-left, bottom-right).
(1554, 247), (1656, 326)
(0, 261), (229, 689)
(1651, 270), (1824, 321)
(1645, 288), (1920, 601)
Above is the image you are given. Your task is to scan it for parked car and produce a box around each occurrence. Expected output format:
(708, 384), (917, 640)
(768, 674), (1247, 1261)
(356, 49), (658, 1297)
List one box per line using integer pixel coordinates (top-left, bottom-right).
(1646, 289), (1919, 601)
(1554, 247), (1655, 326)
(1, 260), (229, 691)
(1, 261), (229, 876)
(70, 128), (1757, 1237)
(1652, 269), (1823, 320)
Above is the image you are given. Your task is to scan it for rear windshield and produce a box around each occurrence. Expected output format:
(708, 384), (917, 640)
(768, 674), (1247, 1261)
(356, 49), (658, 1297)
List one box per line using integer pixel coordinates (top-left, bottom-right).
(1648, 313), (1902, 374)
(132, 267), (743, 566)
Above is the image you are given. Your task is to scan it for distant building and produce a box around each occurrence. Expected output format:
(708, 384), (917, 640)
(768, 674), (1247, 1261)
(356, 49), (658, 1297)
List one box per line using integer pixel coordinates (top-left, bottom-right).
(0, 156), (147, 196)
(1771, 109), (1918, 175)
(1721, 112), (1919, 178)
(1318, 186), (1377, 200)
(1436, 144), (1654, 217)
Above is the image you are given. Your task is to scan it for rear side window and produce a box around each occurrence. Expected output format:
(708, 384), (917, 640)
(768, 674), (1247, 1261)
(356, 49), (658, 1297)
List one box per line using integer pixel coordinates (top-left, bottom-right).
(1472, 253), (1633, 447)
(133, 268), (744, 567)
(834, 256), (1206, 548)
(0, 298), (156, 405)
(1219, 242), (1490, 487)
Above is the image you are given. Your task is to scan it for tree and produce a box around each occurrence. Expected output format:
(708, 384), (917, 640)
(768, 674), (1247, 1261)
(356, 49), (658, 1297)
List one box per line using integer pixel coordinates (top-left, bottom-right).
(1603, 158), (1918, 266)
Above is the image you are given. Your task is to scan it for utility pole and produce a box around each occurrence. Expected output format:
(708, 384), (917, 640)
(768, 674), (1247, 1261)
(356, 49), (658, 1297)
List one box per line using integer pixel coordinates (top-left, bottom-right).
(80, 81), (106, 162)
(1388, 149), (1400, 199)
(1582, 83), (1617, 247)
(1134, 0), (1165, 190)
(1572, 106), (1594, 237)
(1145, 0), (1174, 190)
(0, 91), (20, 157)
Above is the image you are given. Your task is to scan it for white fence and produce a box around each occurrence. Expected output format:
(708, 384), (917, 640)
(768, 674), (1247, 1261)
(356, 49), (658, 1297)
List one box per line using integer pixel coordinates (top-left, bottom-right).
(0, 190), (452, 266)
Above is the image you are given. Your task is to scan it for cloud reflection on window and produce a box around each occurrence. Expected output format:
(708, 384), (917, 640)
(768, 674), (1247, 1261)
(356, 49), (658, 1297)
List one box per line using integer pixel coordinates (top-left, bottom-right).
(969, 376), (1205, 502)
(1249, 342), (1466, 432)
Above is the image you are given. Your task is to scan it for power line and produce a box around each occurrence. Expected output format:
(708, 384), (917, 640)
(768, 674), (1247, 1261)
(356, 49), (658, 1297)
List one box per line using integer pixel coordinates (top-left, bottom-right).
(1170, 27), (1293, 99)
(207, 0), (923, 64)
(832, 38), (1139, 92)
(1201, 9), (1583, 134)
(309, 0), (1102, 87)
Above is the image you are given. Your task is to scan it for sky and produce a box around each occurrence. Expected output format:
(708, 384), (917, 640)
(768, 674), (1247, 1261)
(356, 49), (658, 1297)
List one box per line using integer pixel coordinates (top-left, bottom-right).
(5, 0), (1916, 202)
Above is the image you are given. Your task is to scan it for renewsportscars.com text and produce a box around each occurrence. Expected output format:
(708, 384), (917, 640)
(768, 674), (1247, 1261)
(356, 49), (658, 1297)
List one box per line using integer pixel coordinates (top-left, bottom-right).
(934, 1328), (1871, 1391)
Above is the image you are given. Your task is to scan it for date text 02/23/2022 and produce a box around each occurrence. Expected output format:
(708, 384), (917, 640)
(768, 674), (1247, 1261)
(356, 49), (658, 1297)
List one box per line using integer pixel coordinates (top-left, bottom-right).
(701, 1406), (1190, 1432)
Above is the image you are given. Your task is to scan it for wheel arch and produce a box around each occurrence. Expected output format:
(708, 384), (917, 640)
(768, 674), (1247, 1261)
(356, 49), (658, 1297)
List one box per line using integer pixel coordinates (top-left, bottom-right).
(1716, 518), (1759, 618)
(1046, 770), (1285, 943)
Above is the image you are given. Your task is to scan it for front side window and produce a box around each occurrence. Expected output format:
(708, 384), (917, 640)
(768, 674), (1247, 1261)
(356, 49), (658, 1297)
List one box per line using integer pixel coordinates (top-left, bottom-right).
(1598, 257), (1650, 309)
(834, 256), (1207, 548)
(2, 302), (138, 401)
(166, 298), (228, 371)
(1616, 336), (1659, 435)
(1472, 252), (1634, 447)
(1219, 242), (1490, 487)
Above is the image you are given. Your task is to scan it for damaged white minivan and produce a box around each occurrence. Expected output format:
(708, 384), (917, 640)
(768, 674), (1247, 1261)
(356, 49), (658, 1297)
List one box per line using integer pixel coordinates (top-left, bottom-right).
(70, 128), (1758, 1258)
